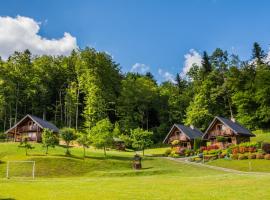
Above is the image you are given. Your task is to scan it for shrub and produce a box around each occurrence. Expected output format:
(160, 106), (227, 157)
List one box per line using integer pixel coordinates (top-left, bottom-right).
(231, 154), (238, 160)
(264, 154), (270, 160)
(178, 148), (186, 156)
(219, 153), (226, 159)
(0, 133), (6, 140)
(262, 143), (270, 154)
(200, 145), (219, 151)
(208, 149), (221, 155)
(238, 154), (248, 160)
(164, 149), (172, 156)
(171, 140), (180, 146)
(239, 146), (248, 154)
(232, 147), (239, 154)
(256, 153), (265, 159)
(204, 155), (217, 161)
(194, 157), (202, 162)
(193, 138), (202, 150)
(248, 154), (256, 159)
(216, 136), (227, 142)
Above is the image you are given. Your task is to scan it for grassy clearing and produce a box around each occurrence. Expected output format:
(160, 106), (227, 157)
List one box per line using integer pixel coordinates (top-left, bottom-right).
(208, 159), (270, 172)
(252, 130), (270, 143)
(0, 143), (270, 199)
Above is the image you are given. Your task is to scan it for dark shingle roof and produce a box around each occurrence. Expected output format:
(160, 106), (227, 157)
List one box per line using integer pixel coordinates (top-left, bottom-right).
(216, 116), (254, 136)
(28, 115), (59, 133)
(204, 116), (254, 137)
(163, 124), (203, 143)
(175, 124), (204, 139)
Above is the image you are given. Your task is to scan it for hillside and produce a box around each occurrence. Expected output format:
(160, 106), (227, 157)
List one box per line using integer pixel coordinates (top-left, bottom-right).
(0, 143), (270, 199)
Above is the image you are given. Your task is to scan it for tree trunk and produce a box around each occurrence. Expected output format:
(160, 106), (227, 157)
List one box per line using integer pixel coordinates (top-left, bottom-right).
(15, 85), (19, 125)
(66, 142), (69, 155)
(60, 90), (63, 124)
(75, 87), (80, 130)
(43, 109), (46, 120)
(103, 146), (106, 157)
(83, 146), (86, 160)
(46, 146), (48, 155)
(9, 103), (12, 128)
(142, 148), (144, 156)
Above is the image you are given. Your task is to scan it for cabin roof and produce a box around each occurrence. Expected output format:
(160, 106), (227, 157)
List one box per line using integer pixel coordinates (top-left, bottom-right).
(5, 114), (59, 134)
(163, 124), (203, 143)
(204, 116), (255, 137)
(28, 115), (59, 133)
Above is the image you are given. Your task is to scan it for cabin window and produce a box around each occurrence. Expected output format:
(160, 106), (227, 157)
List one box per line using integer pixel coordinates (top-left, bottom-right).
(182, 142), (187, 147)
(217, 124), (226, 131)
(227, 138), (232, 143)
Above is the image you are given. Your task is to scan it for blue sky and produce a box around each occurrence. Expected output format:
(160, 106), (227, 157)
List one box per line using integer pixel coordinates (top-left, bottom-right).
(1, 0), (270, 82)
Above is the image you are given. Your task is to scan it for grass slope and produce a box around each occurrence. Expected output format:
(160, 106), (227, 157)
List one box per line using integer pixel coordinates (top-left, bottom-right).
(252, 130), (270, 143)
(0, 143), (269, 199)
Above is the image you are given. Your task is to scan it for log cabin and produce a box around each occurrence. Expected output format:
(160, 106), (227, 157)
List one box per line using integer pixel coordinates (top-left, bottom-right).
(203, 116), (255, 148)
(5, 114), (59, 142)
(163, 124), (203, 149)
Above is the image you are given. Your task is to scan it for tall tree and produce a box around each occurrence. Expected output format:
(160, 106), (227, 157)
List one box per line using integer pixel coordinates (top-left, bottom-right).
(252, 42), (265, 65)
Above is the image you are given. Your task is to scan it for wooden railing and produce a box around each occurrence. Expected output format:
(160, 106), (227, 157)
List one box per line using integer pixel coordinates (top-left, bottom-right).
(18, 125), (38, 132)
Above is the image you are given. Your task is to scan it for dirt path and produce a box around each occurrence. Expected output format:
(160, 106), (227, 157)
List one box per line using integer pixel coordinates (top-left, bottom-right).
(164, 157), (270, 175)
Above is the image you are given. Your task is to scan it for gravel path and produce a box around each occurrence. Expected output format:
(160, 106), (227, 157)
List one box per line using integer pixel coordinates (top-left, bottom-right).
(164, 157), (270, 175)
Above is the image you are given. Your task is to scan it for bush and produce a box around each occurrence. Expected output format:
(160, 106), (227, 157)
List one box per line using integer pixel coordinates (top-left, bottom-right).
(0, 133), (6, 140)
(231, 154), (239, 160)
(208, 149), (221, 155)
(193, 138), (202, 151)
(216, 136), (227, 142)
(219, 153), (226, 159)
(262, 143), (270, 154)
(171, 140), (180, 146)
(200, 145), (219, 151)
(248, 154), (256, 159)
(264, 154), (270, 160)
(256, 153), (265, 159)
(232, 147), (239, 154)
(203, 154), (218, 161)
(238, 154), (248, 160)
(164, 149), (172, 156)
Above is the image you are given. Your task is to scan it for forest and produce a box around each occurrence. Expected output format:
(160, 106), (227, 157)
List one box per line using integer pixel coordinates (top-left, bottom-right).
(0, 42), (269, 143)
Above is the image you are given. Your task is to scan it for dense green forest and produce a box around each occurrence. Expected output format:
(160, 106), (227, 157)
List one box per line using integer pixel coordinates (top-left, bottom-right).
(0, 43), (269, 143)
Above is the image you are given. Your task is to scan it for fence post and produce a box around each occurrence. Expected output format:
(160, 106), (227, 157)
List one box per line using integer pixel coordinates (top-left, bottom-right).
(6, 161), (9, 179)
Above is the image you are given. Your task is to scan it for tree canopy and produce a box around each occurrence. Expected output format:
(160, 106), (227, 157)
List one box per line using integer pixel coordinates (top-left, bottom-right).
(0, 43), (270, 144)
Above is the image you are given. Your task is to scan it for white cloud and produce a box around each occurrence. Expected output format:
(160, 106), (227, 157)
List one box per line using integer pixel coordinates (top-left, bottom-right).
(158, 69), (176, 84)
(130, 63), (150, 74)
(0, 15), (77, 59)
(181, 49), (202, 77)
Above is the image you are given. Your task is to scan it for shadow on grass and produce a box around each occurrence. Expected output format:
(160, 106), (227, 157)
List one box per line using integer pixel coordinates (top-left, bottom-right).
(0, 198), (16, 200)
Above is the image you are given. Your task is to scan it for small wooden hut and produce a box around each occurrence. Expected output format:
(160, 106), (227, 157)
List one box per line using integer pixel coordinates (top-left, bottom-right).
(202, 116), (255, 148)
(5, 114), (59, 142)
(163, 124), (203, 149)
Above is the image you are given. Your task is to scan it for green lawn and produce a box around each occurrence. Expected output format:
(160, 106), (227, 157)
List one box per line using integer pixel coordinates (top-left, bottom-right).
(0, 143), (270, 200)
(208, 159), (270, 172)
(252, 130), (270, 143)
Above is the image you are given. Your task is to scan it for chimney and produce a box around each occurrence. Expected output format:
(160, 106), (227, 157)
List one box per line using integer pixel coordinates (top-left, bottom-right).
(231, 117), (235, 122)
(190, 125), (194, 129)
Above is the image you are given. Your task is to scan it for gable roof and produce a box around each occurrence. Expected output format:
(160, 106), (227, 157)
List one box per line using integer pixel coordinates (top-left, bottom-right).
(163, 124), (203, 143)
(5, 114), (59, 134)
(203, 116), (255, 138)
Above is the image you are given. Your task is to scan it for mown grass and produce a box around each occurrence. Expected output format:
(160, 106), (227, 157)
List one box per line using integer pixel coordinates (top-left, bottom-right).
(208, 159), (270, 172)
(252, 130), (270, 143)
(0, 143), (270, 199)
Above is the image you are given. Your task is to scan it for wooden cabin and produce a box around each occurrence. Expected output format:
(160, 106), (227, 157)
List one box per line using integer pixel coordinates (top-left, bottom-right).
(113, 137), (125, 151)
(5, 114), (59, 142)
(163, 124), (203, 149)
(203, 116), (255, 148)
